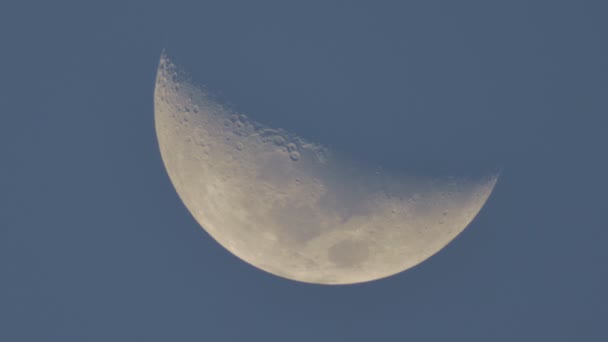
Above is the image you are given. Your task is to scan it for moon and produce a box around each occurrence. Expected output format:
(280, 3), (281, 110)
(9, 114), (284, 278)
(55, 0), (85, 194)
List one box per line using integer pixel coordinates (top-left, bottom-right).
(154, 51), (497, 284)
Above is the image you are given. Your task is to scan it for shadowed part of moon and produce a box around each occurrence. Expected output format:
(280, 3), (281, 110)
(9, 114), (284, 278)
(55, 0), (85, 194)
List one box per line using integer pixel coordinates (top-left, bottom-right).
(153, 51), (498, 285)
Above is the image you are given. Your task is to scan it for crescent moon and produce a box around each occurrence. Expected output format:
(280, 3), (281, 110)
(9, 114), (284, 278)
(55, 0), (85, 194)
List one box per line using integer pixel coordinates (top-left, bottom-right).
(154, 52), (497, 284)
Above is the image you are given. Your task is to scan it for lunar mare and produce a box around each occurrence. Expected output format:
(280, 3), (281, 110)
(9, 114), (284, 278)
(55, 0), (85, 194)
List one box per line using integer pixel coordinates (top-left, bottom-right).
(154, 52), (497, 284)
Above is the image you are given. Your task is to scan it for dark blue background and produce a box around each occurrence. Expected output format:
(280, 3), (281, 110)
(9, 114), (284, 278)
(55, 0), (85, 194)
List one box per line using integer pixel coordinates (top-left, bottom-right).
(1, 1), (606, 341)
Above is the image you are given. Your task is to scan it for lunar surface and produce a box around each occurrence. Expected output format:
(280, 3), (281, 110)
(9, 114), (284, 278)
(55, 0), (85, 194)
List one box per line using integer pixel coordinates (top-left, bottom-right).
(154, 51), (497, 284)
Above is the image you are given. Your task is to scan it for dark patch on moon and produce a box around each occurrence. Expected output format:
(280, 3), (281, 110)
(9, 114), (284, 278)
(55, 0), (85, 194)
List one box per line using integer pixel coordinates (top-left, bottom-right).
(328, 239), (369, 268)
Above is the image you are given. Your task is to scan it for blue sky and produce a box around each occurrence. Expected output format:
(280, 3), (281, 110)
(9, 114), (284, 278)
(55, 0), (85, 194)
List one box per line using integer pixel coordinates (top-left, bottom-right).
(1, 1), (606, 341)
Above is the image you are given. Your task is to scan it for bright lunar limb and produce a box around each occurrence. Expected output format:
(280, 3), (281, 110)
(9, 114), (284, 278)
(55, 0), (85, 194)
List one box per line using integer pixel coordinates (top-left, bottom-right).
(154, 51), (498, 285)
